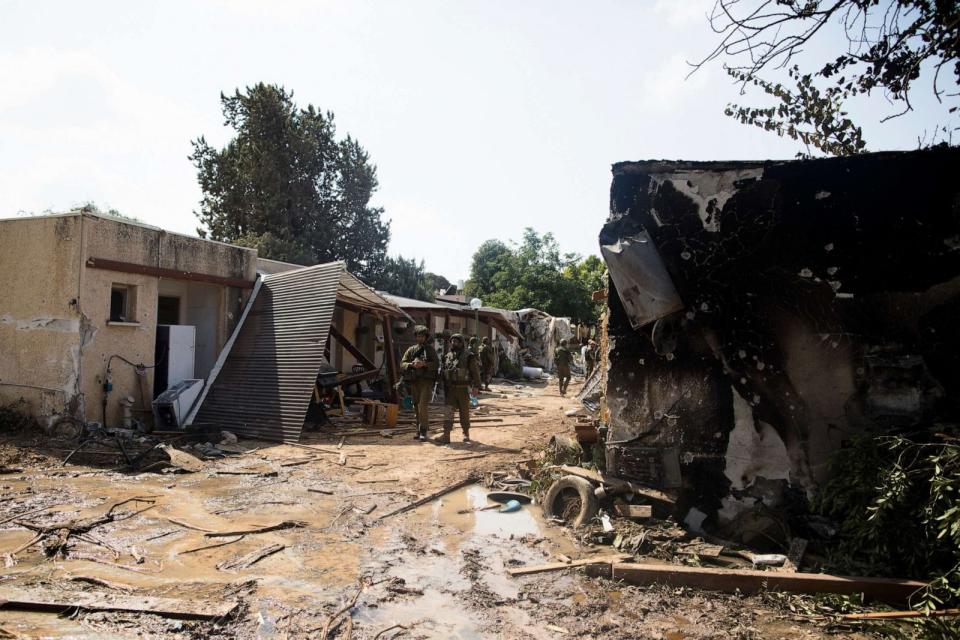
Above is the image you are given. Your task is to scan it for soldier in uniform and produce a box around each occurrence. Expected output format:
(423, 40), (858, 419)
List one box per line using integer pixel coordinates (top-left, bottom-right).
(400, 325), (439, 441)
(584, 339), (598, 378)
(478, 336), (496, 391)
(468, 336), (480, 356)
(554, 338), (573, 396)
(439, 333), (481, 444)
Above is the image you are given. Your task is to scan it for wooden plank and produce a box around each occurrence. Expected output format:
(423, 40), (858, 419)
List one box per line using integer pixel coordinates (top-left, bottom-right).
(611, 563), (927, 604)
(507, 554), (633, 577)
(0, 587), (238, 619)
(376, 475), (477, 521)
(329, 325), (377, 372)
(86, 257), (254, 289)
(841, 608), (960, 620)
(381, 314), (399, 404)
(612, 504), (652, 519)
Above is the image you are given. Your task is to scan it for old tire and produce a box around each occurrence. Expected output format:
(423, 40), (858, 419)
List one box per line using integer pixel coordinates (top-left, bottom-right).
(543, 475), (599, 528)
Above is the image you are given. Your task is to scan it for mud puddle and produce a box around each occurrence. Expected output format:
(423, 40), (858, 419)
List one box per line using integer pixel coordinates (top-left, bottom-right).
(351, 485), (577, 638)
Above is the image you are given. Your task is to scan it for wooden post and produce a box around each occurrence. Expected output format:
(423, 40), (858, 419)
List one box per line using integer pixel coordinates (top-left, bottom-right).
(382, 314), (399, 404)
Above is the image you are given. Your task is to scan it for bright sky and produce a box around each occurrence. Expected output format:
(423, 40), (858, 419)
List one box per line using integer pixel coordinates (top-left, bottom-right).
(1, 0), (952, 282)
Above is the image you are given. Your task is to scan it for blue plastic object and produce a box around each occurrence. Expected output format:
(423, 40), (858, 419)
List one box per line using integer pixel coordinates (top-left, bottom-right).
(469, 395), (479, 408)
(401, 395), (414, 410)
(498, 499), (522, 513)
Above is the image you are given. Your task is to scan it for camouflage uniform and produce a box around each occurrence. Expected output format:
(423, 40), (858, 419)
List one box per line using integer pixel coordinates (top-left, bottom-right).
(478, 337), (496, 390)
(400, 327), (438, 440)
(440, 334), (481, 443)
(554, 340), (573, 395)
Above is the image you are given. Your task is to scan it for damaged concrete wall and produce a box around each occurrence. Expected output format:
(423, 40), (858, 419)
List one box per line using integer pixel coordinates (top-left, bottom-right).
(0, 215), (85, 422)
(80, 215), (256, 427)
(601, 148), (960, 544)
(1, 213), (258, 428)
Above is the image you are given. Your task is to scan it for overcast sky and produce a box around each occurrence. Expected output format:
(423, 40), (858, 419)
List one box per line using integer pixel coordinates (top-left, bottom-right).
(1, 0), (952, 282)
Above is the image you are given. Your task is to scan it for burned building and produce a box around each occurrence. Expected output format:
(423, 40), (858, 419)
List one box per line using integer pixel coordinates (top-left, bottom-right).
(600, 148), (960, 542)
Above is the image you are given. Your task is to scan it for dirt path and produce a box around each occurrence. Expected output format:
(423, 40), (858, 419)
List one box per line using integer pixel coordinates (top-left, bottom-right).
(0, 379), (869, 639)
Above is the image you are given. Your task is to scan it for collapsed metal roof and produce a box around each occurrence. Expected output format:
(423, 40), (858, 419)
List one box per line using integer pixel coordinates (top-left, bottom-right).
(189, 262), (406, 442)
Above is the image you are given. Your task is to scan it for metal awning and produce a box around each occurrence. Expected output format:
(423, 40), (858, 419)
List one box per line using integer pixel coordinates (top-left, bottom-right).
(189, 261), (406, 443)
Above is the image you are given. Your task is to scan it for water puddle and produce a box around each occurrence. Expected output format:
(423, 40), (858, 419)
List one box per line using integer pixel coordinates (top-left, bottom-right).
(353, 485), (577, 638)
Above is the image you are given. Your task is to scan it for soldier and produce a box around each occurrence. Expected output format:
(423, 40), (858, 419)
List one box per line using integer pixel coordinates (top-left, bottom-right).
(478, 336), (496, 391)
(584, 339), (598, 378)
(468, 336), (480, 356)
(438, 333), (481, 444)
(400, 325), (439, 441)
(554, 338), (573, 395)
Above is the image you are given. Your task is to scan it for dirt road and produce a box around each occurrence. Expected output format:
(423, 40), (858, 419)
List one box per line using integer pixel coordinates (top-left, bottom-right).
(0, 379), (868, 638)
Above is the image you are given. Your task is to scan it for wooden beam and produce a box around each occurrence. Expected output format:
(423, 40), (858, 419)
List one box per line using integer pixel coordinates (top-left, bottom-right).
(329, 325), (376, 371)
(86, 257), (254, 289)
(0, 587), (238, 619)
(507, 554), (633, 577)
(611, 563), (927, 604)
(612, 503), (652, 519)
(381, 314), (399, 404)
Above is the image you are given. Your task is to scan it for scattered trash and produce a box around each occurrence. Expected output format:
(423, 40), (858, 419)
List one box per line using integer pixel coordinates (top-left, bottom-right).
(498, 499), (522, 513)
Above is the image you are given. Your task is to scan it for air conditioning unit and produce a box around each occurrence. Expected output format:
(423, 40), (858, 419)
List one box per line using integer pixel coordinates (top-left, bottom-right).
(153, 378), (203, 428)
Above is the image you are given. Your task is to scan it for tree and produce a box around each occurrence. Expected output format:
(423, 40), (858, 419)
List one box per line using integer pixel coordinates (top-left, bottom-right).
(371, 255), (433, 302)
(696, 1), (960, 155)
(466, 228), (604, 323)
(423, 272), (451, 295)
(191, 84), (390, 279)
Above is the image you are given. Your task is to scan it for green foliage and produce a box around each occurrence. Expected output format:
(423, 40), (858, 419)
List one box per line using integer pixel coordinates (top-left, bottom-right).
(371, 255), (433, 302)
(423, 272), (451, 295)
(73, 202), (142, 223)
(703, 1), (960, 156)
(465, 228), (605, 323)
(191, 84), (390, 280)
(816, 433), (960, 613)
(725, 66), (867, 157)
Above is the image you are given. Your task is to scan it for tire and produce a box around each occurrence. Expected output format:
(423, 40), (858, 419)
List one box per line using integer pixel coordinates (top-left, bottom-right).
(542, 475), (599, 528)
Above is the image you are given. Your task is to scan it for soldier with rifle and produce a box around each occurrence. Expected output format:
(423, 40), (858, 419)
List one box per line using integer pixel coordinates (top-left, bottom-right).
(400, 325), (439, 441)
(438, 333), (481, 444)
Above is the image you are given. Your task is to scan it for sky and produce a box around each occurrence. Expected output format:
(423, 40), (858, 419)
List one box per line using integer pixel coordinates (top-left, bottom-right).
(0, 0), (954, 282)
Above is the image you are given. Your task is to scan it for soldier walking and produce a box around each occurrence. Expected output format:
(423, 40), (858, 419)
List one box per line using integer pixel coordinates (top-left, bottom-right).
(400, 325), (439, 441)
(438, 333), (481, 444)
(554, 338), (573, 396)
(584, 339), (598, 378)
(478, 336), (496, 391)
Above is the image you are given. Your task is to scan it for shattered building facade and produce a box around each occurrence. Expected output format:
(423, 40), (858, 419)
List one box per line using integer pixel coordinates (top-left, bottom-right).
(0, 212), (257, 429)
(600, 149), (960, 543)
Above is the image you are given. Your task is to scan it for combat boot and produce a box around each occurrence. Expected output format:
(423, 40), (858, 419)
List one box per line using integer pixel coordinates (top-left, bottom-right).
(462, 429), (471, 444)
(434, 429), (451, 445)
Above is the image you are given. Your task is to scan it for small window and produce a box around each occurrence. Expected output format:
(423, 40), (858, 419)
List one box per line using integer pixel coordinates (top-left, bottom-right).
(110, 284), (137, 322)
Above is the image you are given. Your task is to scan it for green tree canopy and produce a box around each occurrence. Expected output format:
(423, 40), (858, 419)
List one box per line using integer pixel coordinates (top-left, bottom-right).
(423, 272), (451, 295)
(465, 228), (604, 323)
(191, 83), (390, 280)
(371, 255), (433, 302)
(697, 1), (960, 156)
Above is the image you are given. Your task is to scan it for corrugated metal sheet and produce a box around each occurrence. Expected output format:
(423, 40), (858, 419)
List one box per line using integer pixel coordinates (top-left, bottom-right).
(192, 262), (344, 442)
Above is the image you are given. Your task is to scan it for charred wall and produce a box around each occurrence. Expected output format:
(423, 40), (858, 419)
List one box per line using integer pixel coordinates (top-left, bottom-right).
(601, 148), (960, 543)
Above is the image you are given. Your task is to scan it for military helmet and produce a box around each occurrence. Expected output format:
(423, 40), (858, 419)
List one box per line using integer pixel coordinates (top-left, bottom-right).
(413, 324), (430, 337)
(450, 333), (464, 342)
(560, 338), (568, 347)
(482, 336), (490, 345)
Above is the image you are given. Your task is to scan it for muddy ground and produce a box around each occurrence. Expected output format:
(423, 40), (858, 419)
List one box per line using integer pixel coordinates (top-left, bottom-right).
(0, 379), (884, 639)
